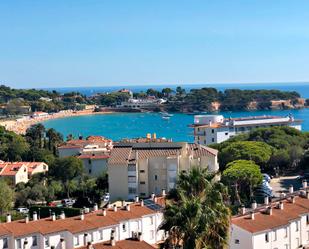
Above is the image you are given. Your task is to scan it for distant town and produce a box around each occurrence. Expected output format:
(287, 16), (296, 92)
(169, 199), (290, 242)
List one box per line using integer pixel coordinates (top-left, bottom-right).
(0, 85), (308, 249)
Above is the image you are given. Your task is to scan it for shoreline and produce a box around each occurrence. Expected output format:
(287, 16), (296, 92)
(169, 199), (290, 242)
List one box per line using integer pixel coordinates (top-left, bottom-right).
(0, 110), (114, 135)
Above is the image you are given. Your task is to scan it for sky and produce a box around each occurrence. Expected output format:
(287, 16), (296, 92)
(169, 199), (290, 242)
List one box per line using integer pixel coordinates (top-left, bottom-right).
(1, 0), (309, 88)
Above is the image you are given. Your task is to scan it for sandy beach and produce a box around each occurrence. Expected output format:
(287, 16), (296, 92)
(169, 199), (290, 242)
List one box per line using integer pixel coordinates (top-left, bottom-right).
(0, 109), (113, 134)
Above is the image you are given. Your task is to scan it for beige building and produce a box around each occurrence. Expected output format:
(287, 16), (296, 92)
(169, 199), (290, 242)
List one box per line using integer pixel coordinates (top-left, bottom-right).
(0, 161), (48, 185)
(107, 139), (219, 201)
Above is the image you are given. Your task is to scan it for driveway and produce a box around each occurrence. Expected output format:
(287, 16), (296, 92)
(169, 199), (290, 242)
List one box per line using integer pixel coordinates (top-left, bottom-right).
(270, 176), (302, 197)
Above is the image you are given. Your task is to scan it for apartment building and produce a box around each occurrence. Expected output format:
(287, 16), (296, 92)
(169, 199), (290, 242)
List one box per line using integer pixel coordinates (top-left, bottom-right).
(0, 197), (164, 249)
(230, 185), (309, 249)
(191, 114), (302, 145)
(58, 136), (112, 177)
(107, 138), (219, 201)
(0, 161), (48, 185)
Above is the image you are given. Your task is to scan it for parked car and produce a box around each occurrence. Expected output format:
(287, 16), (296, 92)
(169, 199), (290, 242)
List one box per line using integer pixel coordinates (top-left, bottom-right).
(262, 173), (271, 183)
(16, 207), (29, 214)
(101, 193), (110, 202)
(62, 199), (76, 207)
(73, 197), (94, 208)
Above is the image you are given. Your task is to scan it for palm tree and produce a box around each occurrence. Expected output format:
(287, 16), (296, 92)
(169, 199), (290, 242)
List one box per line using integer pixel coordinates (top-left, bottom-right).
(26, 123), (45, 148)
(46, 128), (63, 155)
(161, 167), (231, 249)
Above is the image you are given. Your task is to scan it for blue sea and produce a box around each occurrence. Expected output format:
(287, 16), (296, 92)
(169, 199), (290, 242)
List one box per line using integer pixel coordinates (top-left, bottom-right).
(42, 83), (309, 142)
(43, 109), (309, 142)
(45, 82), (309, 98)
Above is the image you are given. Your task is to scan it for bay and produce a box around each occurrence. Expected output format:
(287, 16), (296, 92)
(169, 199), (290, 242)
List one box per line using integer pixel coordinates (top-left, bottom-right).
(43, 108), (309, 142)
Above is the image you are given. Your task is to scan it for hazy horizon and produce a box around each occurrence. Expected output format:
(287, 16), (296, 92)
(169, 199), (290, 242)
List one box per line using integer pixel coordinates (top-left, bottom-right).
(1, 1), (309, 88)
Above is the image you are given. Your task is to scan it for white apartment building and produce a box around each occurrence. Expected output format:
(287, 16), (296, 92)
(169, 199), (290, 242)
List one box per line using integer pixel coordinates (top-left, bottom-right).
(230, 189), (309, 249)
(192, 114), (302, 145)
(107, 139), (219, 201)
(58, 136), (112, 177)
(0, 197), (165, 249)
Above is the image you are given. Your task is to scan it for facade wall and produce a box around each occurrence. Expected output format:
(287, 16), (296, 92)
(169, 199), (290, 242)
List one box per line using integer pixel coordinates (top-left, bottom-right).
(229, 225), (253, 249)
(108, 164), (128, 201)
(58, 148), (81, 157)
(81, 158), (108, 177)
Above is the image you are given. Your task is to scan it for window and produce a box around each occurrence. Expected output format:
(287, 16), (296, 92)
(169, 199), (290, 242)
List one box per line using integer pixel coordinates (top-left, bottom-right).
(284, 227), (288, 238)
(211, 129), (214, 134)
(3, 238), (8, 249)
(225, 132), (228, 136)
(128, 187), (136, 194)
(45, 237), (50, 248)
(128, 165), (136, 171)
(307, 231), (309, 241)
(74, 236), (79, 246)
(296, 238), (300, 247)
(150, 216), (154, 225)
(99, 230), (104, 240)
(89, 169), (92, 174)
(265, 233), (269, 242)
(154, 175), (158, 181)
(140, 181), (145, 185)
(122, 224), (126, 232)
(16, 239), (21, 249)
(150, 230), (154, 240)
(272, 230), (277, 241)
(211, 138), (215, 142)
(128, 176), (136, 183)
(32, 236), (38, 246)
(285, 244), (289, 249)
(140, 170), (145, 173)
(140, 192), (146, 196)
(296, 221), (299, 231)
(234, 239), (240, 244)
(88, 159), (92, 164)
(307, 214), (309, 224)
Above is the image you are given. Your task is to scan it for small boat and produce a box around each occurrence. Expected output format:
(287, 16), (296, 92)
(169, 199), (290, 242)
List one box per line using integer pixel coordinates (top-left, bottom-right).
(162, 116), (170, 120)
(161, 112), (173, 117)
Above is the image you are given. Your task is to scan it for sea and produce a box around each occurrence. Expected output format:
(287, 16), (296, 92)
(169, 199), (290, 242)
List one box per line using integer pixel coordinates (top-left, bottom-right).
(42, 82), (309, 142)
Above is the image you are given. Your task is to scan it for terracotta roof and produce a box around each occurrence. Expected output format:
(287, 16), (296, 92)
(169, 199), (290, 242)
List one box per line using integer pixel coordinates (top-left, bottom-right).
(0, 163), (26, 176)
(78, 239), (155, 249)
(188, 143), (218, 156)
(22, 162), (47, 174)
(232, 196), (309, 233)
(0, 202), (157, 237)
(108, 147), (132, 165)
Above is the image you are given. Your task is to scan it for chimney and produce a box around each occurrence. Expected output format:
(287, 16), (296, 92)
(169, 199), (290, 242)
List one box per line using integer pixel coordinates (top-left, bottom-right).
(93, 204), (98, 212)
(80, 211), (85, 220)
(135, 196), (139, 203)
(137, 232), (143, 241)
(121, 200), (126, 208)
(151, 193), (155, 200)
(126, 204), (131, 211)
(162, 189), (166, 197)
(154, 197), (158, 203)
(289, 185), (294, 194)
(251, 201), (257, 210)
(239, 205), (246, 215)
(153, 133), (157, 139)
(51, 212), (56, 221)
(278, 201), (284, 210)
(264, 196), (269, 205)
(110, 230), (116, 246)
(107, 202), (112, 209)
(6, 213), (11, 223)
(33, 211), (38, 221)
(291, 196), (295, 203)
(250, 211), (255, 220)
(102, 208), (107, 216)
(280, 192), (286, 199)
(60, 211), (65, 220)
(303, 180), (307, 189)
(84, 207), (90, 214)
(113, 205), (117, 212)
(25, 214), (29, 223)
(87, 242), (93, 249)
(266, 206), (273, 215)
(306, 191), (309, 199)
(140, 199), (144, 207)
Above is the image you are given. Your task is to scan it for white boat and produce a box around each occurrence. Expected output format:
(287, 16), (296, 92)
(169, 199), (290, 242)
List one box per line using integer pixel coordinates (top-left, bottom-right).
(162, 116), (170, 120)
(161, 112), (173, 117)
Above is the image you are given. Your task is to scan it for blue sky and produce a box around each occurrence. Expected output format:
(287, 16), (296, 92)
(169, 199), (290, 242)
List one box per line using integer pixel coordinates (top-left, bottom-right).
(1, 0), (309, 88)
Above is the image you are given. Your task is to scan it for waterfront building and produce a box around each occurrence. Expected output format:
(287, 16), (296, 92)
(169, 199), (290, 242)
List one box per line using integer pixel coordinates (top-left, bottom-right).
(0, 161), (48, 185)
(230, 185), (309, 249)
(117, 98), (166, 111)
(0, 197), (165, 249)
(58, 136), (112, 177)
(107, 134), (218, 201)
(192, 114), (302, 145)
